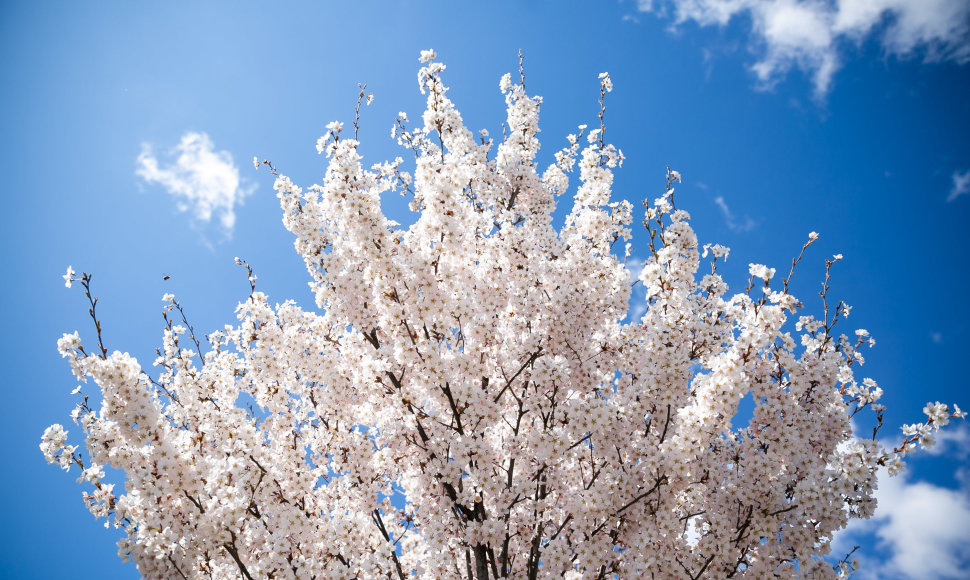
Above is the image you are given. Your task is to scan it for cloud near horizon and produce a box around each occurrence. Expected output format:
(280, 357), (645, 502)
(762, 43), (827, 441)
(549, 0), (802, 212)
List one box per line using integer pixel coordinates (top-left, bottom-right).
(136, 132), (254, 238)
(636, 0), (970, 97)
(833, 425), (970, 579)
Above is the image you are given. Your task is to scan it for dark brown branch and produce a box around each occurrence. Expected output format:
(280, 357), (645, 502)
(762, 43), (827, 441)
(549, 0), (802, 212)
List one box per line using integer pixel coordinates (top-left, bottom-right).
(372, 509), (407, 580)
(222, 538), (255, 580)
(550, 514), (573, 540)
(487, 545), (499, 580)
(678, 553), (717, 580)
(167, 555), (189, 580)
(183, 491), (205, 514)
(474, 544), (490, 580)
(609, 476), (667, 523)
(172, 299), (203, 364)
(659, 404), (672, 444)
(506, 185), (520, 211)
(526, 522), (542, 580)
(766, 504), (798, 517)
(364, 328), (381, 350)
(567, 432), (592, 452)
(80, 274), (108, 359)
(441, 382), (465, 434)
(493, 347), (543, 403)
(733, 504), (754, 546)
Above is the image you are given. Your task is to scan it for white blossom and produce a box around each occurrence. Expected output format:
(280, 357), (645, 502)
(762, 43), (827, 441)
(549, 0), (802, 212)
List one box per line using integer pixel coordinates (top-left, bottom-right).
(57, 331), (81, 357)
(598, 71), (613, 93)
(499, 72), (512, 93)
(748, 263), (776, 281)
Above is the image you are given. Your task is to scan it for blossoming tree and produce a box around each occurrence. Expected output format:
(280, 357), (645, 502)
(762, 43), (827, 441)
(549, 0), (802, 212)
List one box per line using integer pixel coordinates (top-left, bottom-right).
(44, 51), (964, 579)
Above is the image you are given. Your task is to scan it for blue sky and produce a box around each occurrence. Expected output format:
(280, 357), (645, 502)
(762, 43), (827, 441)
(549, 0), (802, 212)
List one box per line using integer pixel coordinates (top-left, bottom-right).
(2, 1), (969, 578)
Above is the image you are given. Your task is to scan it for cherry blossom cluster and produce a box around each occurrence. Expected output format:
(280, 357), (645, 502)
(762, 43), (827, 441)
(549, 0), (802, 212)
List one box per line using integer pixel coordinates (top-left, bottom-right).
(46, 52), (964, 579)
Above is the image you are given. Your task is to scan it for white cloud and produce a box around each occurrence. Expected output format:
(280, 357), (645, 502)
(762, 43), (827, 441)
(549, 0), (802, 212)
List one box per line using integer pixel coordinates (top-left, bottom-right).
(624, 255), (647, 284)
(624, 256), (649, 322)
(638, 0), (970, 97)
(833, 426), (970, 580)
(948, 169), (970, 202)
(714, 195), (756, 232)
(867, 472), (970, 578)
(925, 424), (970, 459)
(136, 132), (254, 237)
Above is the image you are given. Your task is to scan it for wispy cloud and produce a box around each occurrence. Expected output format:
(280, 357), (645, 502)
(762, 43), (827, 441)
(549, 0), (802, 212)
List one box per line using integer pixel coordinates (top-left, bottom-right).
(136, 132), (254, 238)
(636, 0), (970, 98)
(714, 195), (756, 232)
(948, 169), (970, 202)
